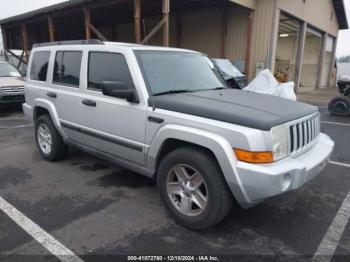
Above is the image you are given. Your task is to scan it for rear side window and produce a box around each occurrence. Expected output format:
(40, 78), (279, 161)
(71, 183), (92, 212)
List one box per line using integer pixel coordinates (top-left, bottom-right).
(88, 52), (134, 91)
(53, 51), (82, 87)
(30, 51), (50, 81)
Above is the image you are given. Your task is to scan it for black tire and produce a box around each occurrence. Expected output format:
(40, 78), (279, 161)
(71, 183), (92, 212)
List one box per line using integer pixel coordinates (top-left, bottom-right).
(157, 147), (233, 230)
(35, 115), (68, 161)
(328, 96), (350, 116)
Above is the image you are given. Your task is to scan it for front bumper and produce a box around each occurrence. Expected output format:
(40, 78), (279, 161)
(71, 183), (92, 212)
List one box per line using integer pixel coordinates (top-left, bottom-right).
(235, 133), (334, 208)
(0, 91), (25, 104)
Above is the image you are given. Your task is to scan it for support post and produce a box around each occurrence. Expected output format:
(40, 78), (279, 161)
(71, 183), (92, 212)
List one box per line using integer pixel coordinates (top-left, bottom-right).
(315, 32), (327, 89)
(1, 27), (9, 61)
(268, 7), (280, 73)
(327, 37), (338, 88)
(221, 1), (229, 58)
(84, 5), (91, 40)
(162, 0), (170, 47)
(48, 15), (55, 42)
(245, 10), (254, 77)
(176, 12), (182, 48)
(294, 22), (307, 93)
(134, 0), (141, 44)
(21, 23), (29, 63)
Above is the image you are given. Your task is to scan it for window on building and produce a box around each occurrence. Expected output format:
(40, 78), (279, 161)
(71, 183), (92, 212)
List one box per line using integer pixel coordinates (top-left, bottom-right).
(88, 52), (134, 91)
(53, 51), (82, 87)
(30, 51), (50, 81)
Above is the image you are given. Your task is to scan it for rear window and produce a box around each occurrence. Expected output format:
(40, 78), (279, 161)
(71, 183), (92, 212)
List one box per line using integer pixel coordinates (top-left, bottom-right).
(53, 51), (82, 87)
(30, 51), (50, 81)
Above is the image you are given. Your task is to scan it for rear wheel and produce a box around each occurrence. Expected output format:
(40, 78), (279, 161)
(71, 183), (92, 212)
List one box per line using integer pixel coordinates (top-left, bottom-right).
(35, 115), (68, 161)
(328, 96), (350, 116)
(157, 147), (233, 230)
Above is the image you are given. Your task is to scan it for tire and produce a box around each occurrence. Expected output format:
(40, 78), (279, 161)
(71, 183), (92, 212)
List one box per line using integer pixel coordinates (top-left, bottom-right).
(35, 115), (68, 161)
(328, 96), (350, 116)
(157, 147), (233, 230)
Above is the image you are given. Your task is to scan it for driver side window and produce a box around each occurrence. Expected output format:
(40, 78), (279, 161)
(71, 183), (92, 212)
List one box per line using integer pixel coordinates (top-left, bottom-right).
(88, 52), (135, 92)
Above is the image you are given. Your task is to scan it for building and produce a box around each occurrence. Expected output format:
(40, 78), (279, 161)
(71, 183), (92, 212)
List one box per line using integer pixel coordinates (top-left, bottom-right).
(0, 0), (348, 92)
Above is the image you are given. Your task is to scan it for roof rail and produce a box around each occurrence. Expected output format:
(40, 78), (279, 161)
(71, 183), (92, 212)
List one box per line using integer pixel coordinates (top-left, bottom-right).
(33, 39), (105, 48)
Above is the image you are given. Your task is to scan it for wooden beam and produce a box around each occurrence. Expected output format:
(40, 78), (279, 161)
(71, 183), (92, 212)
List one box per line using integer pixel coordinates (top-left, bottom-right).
(17, 51), (25, 70)
(89, 24), (108, 41)
(141, 16), (167, 45)
(176, 12), (182, 48)
(294, 22), (307, 93)
(1, 27), (9, 61)
(48, 15), (55, 42)
(8, 49), (27, 65)
(221, 1), (229, 58)
(162, 0), (170, 47)
(84, 5), (91, 40)
(245, 10), (254, 77)
(21, 23), (29, 63)
(134, 0), (141, 44)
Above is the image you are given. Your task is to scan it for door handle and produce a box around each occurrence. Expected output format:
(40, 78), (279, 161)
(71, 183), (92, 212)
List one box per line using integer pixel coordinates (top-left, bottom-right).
(82, 99), (96, 107)
(46, 92), (57, 98)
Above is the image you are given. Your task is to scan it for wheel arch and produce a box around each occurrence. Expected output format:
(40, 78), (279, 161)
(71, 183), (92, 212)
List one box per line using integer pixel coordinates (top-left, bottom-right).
(146, 124), (250, 205)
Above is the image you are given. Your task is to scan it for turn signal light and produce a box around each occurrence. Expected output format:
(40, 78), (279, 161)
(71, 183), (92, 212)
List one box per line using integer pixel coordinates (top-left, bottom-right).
(234, 149), (274, 164)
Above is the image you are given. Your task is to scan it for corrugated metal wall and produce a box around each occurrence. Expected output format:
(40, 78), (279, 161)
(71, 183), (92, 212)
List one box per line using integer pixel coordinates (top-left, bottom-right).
(180, 7), (223, 58)
(248, 0), (275, 79)
(226, 6), (249, 61)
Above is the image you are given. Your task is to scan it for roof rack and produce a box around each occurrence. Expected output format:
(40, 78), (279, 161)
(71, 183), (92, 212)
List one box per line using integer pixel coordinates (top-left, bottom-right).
(33, 39), (104, 48)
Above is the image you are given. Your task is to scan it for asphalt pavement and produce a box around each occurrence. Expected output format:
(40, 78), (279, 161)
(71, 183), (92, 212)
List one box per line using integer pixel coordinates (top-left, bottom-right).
(0, 105), (349, 262)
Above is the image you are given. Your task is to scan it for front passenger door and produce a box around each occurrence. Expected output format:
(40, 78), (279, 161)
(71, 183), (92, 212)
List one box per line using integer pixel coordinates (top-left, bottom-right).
(80, 52), (147, 166)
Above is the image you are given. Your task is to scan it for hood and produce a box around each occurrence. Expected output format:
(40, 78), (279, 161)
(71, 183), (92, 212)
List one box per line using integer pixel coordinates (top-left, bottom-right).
(148, 89), (318, 131)
(0, 77), (25, 87)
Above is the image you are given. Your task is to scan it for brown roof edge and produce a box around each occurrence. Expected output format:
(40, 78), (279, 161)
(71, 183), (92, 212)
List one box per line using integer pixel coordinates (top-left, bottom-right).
(0, 0), (87, 26)
(333, 0), (349, 30)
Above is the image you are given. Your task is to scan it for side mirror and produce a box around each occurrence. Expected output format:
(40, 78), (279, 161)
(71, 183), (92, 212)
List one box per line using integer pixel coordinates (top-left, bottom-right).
(101, 81), (139, 103)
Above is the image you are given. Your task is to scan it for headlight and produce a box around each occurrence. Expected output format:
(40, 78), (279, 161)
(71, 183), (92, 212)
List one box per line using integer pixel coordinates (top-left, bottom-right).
(271, 124), (289, 161)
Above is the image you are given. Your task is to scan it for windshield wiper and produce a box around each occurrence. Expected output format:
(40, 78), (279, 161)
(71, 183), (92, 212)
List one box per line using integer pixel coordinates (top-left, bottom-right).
(152, 89), (194, 96)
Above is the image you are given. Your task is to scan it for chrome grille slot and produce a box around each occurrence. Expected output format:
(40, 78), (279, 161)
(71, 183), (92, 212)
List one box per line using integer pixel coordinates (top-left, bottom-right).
(289, 113), (320, 156)
(0, 86), (24, 93)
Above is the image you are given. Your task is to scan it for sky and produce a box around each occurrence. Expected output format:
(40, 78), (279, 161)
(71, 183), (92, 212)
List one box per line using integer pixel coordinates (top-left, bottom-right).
(0, 0), (350, 57)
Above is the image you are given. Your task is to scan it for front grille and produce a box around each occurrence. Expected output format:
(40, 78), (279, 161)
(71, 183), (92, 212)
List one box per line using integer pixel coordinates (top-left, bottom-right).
(0, 86), (24, 93)
(289, 113), (320, 156)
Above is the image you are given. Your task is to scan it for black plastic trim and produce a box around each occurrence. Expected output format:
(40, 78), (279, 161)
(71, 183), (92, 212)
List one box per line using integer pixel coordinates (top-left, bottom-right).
(61, 122), (143, 152)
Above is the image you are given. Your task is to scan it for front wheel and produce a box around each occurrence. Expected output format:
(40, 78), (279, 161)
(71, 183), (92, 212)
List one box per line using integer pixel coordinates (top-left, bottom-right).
(157, 147), (233, 230)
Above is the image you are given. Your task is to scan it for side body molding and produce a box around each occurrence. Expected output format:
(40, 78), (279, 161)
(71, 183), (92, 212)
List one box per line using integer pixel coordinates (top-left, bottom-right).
(146, 124), (251, 205)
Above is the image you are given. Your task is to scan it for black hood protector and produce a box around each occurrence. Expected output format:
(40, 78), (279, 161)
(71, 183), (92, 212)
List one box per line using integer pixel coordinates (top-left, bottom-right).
(148, 89), (318, 131)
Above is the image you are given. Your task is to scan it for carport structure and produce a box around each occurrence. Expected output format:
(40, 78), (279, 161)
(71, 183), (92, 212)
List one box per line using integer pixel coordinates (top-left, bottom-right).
(0, 0), (253, 75)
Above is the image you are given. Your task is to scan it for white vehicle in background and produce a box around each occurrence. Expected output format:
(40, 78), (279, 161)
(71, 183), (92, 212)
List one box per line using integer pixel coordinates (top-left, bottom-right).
(0, 62), (25, 106)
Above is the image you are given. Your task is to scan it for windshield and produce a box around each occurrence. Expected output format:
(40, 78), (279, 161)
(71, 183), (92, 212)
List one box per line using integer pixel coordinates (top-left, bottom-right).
(0, 63), (21, 77)
(134, 51), (227, 95)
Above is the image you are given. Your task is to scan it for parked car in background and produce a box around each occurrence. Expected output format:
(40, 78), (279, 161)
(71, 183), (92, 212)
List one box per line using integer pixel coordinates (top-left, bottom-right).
(24, 40), (334, 230)
(212, 58), (248, 89)
(0, 62), (25, 106)
(328, 75), (350, 116)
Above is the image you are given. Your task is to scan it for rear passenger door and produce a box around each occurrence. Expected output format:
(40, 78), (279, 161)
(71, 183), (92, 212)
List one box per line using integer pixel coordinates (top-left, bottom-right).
(49, 50), (87, 145)
(79, 51), (147, 166)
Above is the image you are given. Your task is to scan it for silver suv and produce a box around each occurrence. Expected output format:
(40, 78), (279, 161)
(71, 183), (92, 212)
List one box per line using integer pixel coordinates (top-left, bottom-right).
(23, 40), (334, 230)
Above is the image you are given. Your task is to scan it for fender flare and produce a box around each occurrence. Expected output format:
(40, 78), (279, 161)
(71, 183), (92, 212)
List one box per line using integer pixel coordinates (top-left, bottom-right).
(32, 98), (67, 139)
(146, 124), (251, 205)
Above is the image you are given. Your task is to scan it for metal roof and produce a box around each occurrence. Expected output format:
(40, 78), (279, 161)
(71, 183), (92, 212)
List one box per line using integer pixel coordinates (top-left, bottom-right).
(333, 0), (348, 29)
(0, 0), (348, 30)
